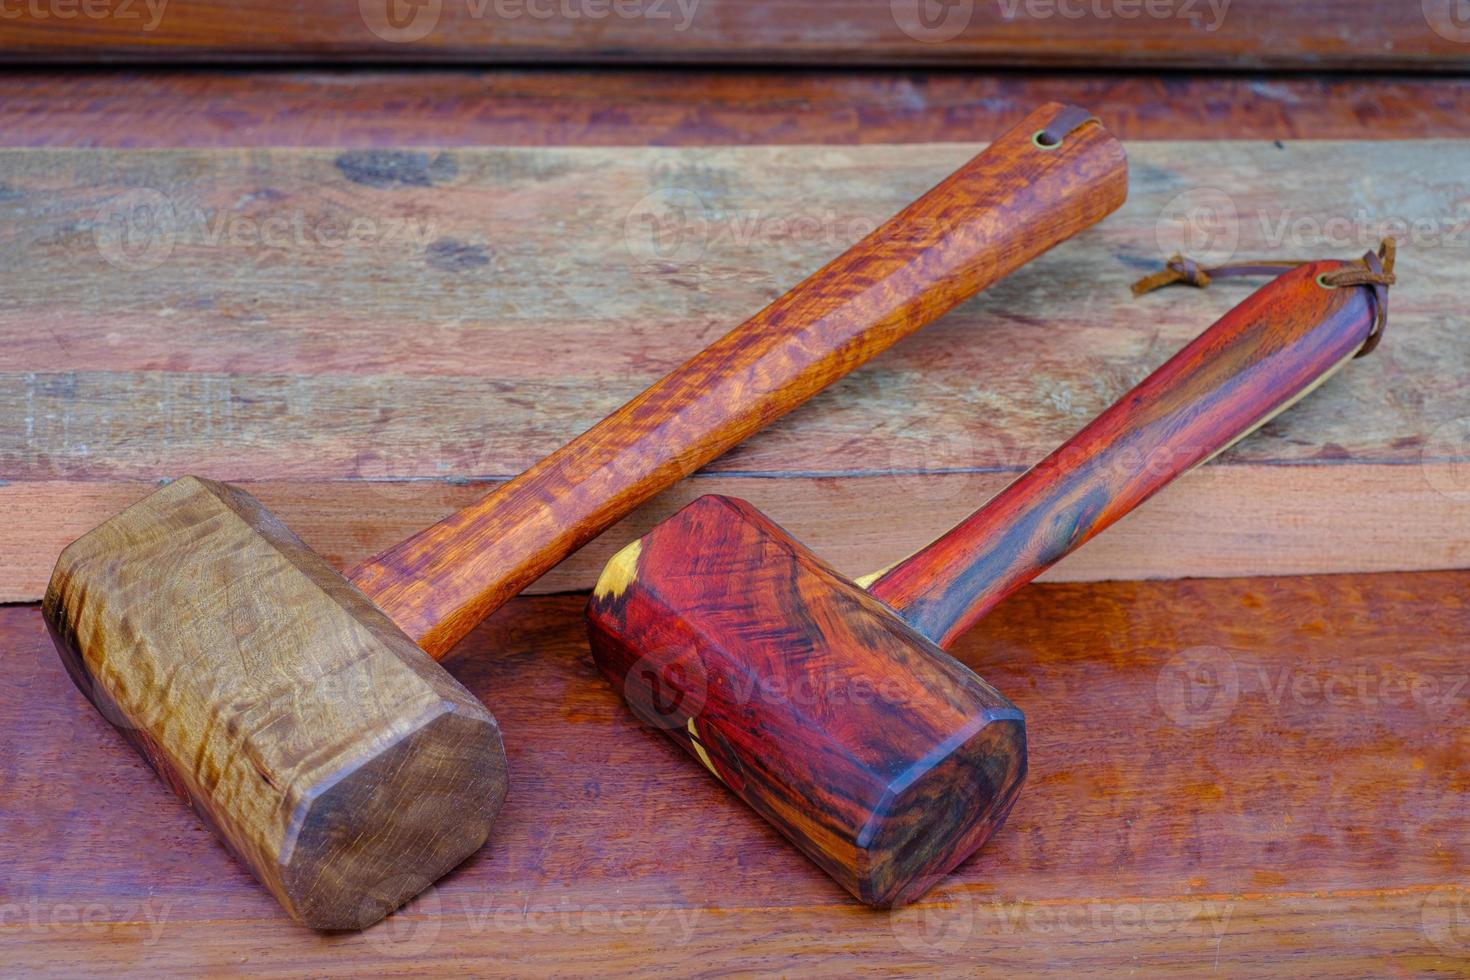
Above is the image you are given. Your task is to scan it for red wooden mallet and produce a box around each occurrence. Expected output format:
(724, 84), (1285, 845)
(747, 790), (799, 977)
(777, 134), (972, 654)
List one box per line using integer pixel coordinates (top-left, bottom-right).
(587, 243), (1396, 908)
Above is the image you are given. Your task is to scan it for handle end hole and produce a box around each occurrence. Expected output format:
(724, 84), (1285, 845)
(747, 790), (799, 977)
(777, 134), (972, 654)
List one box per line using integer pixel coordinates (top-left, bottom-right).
(1032, 130), (1062, 151)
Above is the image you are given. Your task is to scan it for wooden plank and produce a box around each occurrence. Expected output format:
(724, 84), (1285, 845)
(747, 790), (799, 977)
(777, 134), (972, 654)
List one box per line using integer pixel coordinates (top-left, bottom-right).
(1, 0), (1467, 70)
(3, 139), (1467, 600)
(5, 464), (1469, 605)
(5, 71), (1470, 147)
(3, 568), (1467, 972)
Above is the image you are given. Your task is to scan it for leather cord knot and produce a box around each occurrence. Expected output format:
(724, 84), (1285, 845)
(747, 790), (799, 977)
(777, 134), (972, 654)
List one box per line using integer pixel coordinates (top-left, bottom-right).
(1321, 238), (1396, 356)
(1131, 238), (1398, 358)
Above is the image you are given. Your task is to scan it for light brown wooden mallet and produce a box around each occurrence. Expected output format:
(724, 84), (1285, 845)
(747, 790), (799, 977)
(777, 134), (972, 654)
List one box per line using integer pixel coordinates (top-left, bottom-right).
(43, 104), (1126, 930)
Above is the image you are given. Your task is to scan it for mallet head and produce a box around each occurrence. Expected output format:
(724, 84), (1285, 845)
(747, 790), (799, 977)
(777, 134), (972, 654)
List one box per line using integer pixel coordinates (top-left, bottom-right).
(43, 477), (507, 930)
(587, 494), (1025, 908)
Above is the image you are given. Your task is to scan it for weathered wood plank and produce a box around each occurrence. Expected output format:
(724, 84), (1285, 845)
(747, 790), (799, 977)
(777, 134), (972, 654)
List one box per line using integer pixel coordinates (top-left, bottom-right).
(3, 890), (1464, 976)
(0, 0), (1465, 71)
(5, 464), (1467, 605)
(2, 568), (1466, 972)
(3, 140), (1467, 599)
(5, 71), (1470, 148)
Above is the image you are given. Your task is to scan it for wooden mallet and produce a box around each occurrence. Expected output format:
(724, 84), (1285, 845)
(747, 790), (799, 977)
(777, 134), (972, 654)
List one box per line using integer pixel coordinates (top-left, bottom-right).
(587, 243), (1396, 908)
(42, 104), (1126, 930)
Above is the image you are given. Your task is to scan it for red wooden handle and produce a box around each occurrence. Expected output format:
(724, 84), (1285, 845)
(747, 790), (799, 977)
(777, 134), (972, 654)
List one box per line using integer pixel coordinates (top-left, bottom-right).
(348, 103), (1127, 658)
(868, 262), (1380, 648)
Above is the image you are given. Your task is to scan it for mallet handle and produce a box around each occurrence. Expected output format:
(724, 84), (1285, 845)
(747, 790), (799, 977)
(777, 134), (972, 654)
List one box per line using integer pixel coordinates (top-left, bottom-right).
(868, 262), (1381, 648)
(350, 103), (1128, 658)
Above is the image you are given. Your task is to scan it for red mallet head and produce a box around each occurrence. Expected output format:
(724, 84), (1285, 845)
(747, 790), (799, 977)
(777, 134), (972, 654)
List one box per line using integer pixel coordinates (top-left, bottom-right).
(590, 494), (1025, 908)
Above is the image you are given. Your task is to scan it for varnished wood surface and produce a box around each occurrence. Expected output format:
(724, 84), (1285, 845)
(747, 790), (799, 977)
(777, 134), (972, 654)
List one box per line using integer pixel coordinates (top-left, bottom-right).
(873, 260), (1378, 647)
(5, 71), (1470, 147)
(348, 104), (1126, 657)
(1, 1), (1466, 70)
(4, 569), (1467, 973)
(42, 476), (508, 930)
(4, 139), (1467, 601)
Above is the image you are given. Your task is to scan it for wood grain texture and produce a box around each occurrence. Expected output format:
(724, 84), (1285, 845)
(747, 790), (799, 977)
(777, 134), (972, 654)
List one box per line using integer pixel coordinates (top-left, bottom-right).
(40, 476), (507, 931)
(3, 569), (1467, 972)
(586, 263), (1383, 905)
(347, 103), (1127, 657)
(6, 71), (1470, 148)
(0, 0), (1466, 70)
(6, 464), (1467, 604)
(588, 494), (1027, 907)
(3, 139), (1468, 601)
(873, 261), (1379, 646)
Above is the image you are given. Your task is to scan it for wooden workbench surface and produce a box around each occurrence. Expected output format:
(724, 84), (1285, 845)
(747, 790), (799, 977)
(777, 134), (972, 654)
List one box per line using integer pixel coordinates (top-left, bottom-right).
(4, 137), (1468, 600)
(3, 570), (1467, 973)
(2, 70), (1466, 976)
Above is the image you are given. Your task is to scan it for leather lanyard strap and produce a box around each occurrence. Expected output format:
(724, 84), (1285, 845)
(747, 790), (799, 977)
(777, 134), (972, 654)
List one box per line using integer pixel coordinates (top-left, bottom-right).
(1132, 238), (1397, 357)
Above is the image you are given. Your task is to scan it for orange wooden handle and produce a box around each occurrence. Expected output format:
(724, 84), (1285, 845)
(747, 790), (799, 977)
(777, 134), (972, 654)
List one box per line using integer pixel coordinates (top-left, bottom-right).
(349, 102), (1128, 658)
(868, 262), (1382, 649)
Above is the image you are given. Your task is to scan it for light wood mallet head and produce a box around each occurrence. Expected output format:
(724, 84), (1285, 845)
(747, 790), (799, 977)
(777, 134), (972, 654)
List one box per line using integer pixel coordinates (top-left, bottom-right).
(45, 476), (506, 930)
(43, 103), (1127, 930)
(588, 247), (1395, 908)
